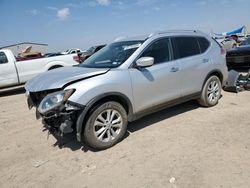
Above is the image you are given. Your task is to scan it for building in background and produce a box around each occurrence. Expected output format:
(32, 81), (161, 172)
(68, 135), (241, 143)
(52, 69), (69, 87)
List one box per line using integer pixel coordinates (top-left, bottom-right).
(0, 42), (48, 56)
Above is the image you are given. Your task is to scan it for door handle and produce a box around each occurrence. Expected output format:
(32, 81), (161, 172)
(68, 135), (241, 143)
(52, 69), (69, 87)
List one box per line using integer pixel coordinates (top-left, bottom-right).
(170, 67), (179, 72)
(203, 58), (209, 63)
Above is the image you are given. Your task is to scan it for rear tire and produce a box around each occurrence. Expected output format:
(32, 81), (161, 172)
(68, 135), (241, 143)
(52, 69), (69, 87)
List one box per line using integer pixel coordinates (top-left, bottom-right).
(198, 75), (222, 107)
(83, 101), (128, 150)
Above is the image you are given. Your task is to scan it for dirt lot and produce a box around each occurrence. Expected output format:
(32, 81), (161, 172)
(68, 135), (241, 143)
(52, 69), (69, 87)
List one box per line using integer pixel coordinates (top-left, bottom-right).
(0, 87), (249, 188)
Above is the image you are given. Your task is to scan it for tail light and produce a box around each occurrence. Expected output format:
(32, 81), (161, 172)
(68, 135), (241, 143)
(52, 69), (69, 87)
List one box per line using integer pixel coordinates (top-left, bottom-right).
(220, 48), (226, 58)
(73, 55), (80, 63)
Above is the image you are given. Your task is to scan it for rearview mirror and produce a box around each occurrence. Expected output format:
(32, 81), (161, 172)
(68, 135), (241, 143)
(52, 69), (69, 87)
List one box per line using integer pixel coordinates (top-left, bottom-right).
(135, 57), (154, 68)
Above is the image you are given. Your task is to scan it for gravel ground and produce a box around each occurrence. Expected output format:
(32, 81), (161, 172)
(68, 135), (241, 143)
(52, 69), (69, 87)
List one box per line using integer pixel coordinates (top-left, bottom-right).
(0, 87), (249, 188)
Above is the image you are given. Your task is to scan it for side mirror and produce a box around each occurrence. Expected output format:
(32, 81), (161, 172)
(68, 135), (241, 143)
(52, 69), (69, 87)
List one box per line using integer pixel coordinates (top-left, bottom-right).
(135, 57), (154, 68)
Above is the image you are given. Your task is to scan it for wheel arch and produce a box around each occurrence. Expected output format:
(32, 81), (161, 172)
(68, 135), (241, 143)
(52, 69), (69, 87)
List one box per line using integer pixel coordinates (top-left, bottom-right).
(45, 61), (66, 70)
(202, 69), (223, 89)
(75, 92), (134, 142)
(199, 69), (223, 107)
(48, 65), (63, 70)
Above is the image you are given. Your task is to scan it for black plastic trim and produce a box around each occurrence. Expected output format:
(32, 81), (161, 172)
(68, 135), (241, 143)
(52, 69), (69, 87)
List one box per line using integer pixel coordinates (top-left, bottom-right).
(75, 91), (203, 142)
(67, 100), (85, 109)
(131, 92), (201, 121)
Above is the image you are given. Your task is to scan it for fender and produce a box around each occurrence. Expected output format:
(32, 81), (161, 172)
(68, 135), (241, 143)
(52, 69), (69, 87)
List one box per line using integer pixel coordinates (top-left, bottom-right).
(75, 92), (134, 142)
(201, 69), (224, 90)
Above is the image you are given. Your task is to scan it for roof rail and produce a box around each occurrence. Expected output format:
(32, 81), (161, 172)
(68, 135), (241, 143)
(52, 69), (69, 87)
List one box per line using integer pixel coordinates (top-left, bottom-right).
(114, 34), (149, 42)
(114, 36), (128, 42)
(148, 30), (201, 38)
(114, 30), (202, 42)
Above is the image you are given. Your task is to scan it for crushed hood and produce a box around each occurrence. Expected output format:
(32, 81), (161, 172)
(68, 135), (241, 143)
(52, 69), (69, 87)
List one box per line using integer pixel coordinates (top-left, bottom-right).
(25, 66), (109, 92)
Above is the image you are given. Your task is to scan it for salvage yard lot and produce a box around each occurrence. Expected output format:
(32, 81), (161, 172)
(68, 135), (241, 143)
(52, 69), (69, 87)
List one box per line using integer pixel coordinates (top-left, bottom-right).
(0, 88), (249, 188)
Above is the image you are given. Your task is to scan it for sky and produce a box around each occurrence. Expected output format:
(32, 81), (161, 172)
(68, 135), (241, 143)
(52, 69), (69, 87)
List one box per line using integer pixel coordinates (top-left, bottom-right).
(0, 0), (249, 52)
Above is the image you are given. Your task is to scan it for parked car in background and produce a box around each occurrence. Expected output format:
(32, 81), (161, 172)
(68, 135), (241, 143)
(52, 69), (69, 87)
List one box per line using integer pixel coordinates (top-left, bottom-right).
(61, 48), (84, 55)
(80, 45), (106, 62)
(25, 30), (228, 150)
(0, 49), (80, 89)
(226, 36), (250, 71)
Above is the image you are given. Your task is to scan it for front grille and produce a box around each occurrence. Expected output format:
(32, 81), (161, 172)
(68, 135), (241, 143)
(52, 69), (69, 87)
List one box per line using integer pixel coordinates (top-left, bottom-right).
(44, 116), (62, 128)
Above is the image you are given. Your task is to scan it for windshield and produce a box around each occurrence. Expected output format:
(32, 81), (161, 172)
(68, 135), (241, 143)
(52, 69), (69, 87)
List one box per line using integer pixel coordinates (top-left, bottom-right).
(241, 37), (250, 46)
(80, 40), (143, 68)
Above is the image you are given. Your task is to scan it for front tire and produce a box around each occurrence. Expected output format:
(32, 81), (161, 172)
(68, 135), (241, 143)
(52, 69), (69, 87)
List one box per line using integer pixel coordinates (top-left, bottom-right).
(198, 75), (222, 107)
(84, 101), (128, 150)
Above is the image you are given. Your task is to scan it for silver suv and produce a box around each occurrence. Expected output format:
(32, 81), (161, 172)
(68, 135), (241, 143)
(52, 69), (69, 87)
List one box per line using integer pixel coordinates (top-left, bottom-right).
(25, 30), (228, 150)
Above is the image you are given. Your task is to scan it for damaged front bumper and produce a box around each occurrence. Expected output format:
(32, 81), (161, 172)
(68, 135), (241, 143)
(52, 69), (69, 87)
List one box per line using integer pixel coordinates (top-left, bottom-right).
(26, 91), (85, 138)
(224, 69), (250, 93)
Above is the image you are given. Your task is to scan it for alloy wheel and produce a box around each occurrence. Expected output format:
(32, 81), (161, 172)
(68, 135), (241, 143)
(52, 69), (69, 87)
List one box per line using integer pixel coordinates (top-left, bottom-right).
(93, 109), (123, 143)
(207, 80), (220, 103)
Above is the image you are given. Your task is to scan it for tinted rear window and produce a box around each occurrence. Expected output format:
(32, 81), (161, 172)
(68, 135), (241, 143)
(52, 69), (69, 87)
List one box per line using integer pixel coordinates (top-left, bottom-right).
(174, 37), (200, 58)
(198, 37), (210, 53)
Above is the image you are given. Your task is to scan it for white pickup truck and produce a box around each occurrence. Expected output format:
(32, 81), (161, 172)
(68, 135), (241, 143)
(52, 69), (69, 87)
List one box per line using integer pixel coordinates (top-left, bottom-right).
(0, 49), (80, 89)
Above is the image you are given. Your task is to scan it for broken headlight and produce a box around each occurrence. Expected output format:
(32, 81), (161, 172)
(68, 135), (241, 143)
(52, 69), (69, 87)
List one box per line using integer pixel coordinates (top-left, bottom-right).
(38, 89), (75, 114)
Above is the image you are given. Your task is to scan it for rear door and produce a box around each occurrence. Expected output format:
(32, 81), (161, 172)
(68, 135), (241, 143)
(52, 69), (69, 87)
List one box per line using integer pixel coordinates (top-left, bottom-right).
(172, 36), (212, 96)
(0, 51), (19, 88)
(129, 38), (181, 113)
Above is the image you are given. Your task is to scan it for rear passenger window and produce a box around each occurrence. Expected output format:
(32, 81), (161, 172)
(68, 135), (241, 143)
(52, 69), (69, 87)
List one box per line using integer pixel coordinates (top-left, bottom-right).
(198, 37), (210, 53)
(174, 37), (200, 58)
(140, 38), (171, 64)
(0, 52), (8, 64)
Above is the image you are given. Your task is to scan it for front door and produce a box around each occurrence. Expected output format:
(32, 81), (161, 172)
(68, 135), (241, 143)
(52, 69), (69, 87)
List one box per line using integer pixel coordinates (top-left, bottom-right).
(129, 38), (181, 113)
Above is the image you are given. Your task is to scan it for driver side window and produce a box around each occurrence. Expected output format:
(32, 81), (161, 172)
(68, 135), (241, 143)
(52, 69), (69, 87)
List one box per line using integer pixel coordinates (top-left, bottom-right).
(140, 38), (171, 64)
